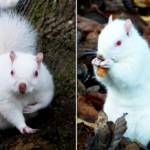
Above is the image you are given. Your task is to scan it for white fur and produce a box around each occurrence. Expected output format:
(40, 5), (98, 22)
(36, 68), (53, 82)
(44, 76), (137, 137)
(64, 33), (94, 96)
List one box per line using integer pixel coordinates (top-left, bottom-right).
(0, 10), (54, 133)
(0, 0), (19, 9)
(94, 19), (150, 146)
(0, 11), (37, 54)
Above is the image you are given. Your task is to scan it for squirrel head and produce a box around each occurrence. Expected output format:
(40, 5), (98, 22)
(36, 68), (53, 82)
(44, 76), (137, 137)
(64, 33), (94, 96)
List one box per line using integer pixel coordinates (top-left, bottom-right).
(9, 51), (43, 94)
(97, 15), (138, 62)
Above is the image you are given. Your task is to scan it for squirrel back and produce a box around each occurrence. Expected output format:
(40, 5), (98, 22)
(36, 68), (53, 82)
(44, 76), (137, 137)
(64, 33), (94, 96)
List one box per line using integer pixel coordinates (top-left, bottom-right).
(0, 11), (37, 54)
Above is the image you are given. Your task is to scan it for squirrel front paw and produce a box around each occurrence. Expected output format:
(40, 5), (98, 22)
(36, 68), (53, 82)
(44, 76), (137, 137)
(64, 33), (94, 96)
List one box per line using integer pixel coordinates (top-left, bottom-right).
(91, 57), (101, 69)
(23, 103), (39, 114)
(20, 126), (37, 134)
(100, 59), (114, 68)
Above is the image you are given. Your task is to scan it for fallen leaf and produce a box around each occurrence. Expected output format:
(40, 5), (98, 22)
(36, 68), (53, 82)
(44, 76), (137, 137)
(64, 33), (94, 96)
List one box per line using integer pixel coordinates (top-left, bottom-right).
(141, 16), (150, 24)
(104, 0), (125, 11)
(86, 32), (98, 44)
(147, 141), (150, 149)
(125, 143), (140, 150)
(86, 92), (106, 111)
(130, 140), (147, 150)
(134, 0), (150, 8)
(77, 15), (104, 32)
(94, 110), (108, 134)
(107, 121), (115, 134)
(77, 118), (95, 128)
(85, 25), (104, 43)
(120, 137), (131, 147)
(77, 95), (99, 123)
(109, 113), (128, 150)
(78, 131), (90, 150)
(122, 0), (135, 11)
(86, 134), (101, 150)
(86, 85), (100, 93)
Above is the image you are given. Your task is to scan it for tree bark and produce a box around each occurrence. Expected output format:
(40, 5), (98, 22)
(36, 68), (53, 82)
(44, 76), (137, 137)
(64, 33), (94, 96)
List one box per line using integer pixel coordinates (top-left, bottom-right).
(0, 0), (76, 149)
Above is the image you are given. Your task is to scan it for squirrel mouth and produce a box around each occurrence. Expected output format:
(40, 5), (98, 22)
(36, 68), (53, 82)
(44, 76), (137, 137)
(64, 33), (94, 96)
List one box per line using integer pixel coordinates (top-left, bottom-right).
(19, 90), (26, 94)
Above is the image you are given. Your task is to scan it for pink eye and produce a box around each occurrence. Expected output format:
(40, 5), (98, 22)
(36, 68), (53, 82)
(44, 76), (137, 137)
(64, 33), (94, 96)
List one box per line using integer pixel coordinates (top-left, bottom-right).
(34, 71), (38, 77)
(11, 70), (14, 76)
(116, 41), (121, 46)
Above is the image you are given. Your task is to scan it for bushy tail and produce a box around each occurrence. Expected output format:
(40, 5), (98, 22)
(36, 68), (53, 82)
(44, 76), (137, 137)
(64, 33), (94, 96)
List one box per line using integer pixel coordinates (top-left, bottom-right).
(0, 11), (37, 54)
(0, 0), (19, 9)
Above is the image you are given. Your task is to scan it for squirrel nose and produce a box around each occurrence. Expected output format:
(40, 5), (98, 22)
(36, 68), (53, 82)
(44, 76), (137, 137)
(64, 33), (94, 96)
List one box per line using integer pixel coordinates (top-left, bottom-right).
(19, 83), (26, 94)
(97, 54), (105, 61)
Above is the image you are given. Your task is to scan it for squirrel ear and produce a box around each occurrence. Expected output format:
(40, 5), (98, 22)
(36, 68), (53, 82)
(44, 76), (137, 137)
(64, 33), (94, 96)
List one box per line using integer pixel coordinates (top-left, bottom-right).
(125, 19), (132, 36)
(108, 15), (113, 24)
(36, 53), (43, 64)
(10, 51), (17, 63)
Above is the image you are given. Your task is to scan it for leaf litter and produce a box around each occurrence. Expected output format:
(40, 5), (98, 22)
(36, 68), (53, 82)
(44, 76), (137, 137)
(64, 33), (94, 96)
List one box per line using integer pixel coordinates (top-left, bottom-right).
(77, 0), (150, 149)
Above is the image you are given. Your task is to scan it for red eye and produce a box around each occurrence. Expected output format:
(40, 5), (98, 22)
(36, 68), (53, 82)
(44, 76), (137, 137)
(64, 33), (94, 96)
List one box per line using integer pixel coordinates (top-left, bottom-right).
(34, 71), (38, 77)
(116, 41), (121, 46)
(11, 70), (14, 76)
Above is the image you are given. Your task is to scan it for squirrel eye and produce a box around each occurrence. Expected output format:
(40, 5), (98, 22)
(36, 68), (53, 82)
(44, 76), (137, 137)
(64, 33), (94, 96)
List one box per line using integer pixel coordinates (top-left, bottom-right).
(11, 70), (14, 76)
(116, 41), (121, 46)
(34, 71), (38, 77)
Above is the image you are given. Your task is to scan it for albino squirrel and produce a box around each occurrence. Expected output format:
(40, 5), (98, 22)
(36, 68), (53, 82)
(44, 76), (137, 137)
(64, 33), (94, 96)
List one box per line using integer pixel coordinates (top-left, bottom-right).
(92, 15), (150, 146)
(0, 0), (54, 134)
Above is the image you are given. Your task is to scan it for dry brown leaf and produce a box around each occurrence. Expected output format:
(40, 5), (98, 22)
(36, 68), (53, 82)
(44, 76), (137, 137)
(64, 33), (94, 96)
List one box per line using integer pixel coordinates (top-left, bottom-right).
(109, 113), (128, 150)
(125, 143), (140, 150)
(86, 32), (98, 44)
(94, 110), (109, 144)
(77, 131), (89, 150)
(112, 14), (119, 19)
(77, 15), (104, 33)
(141, 16), (150, 24)
(134, 0), (150, 7)
(107, 121), (115, 133)
(130, 140), (147, 150)
(85, 92), (106, 111)
(77, 118), (95, 128)
(94, 110), (108, 134)
(104, 0), (125, 11)
(96, 67), (106, 77)
(77, 95), (99, 123)
(120, 137), (131, 147)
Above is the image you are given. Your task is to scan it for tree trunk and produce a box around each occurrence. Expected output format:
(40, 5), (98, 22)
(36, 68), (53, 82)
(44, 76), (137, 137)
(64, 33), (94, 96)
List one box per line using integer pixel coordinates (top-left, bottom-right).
(0, 0), (76, 149)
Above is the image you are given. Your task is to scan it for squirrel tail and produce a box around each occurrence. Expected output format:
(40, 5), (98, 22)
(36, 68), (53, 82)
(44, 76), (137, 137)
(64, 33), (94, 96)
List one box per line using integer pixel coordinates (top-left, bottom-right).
(0, 11), (37, 55)
(0, 0), (19, 9)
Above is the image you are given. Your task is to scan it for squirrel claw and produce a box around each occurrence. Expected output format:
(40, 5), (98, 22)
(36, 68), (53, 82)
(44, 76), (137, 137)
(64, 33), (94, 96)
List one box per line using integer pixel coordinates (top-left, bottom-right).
(92, 57), (101, 69)
(20, 126), (37, 134)
(100, 59), (114, 68)
(23, 103), (38, 114)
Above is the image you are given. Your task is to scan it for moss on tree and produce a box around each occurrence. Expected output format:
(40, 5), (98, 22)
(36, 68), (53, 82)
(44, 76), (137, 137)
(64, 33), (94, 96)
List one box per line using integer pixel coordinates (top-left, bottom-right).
(0, 0), (76, 149)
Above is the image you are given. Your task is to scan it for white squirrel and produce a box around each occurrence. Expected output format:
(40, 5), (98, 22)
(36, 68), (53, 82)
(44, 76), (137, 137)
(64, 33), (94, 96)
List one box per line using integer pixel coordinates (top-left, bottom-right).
(0, 1), (54, 134)
(92, 15), (150, 146)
